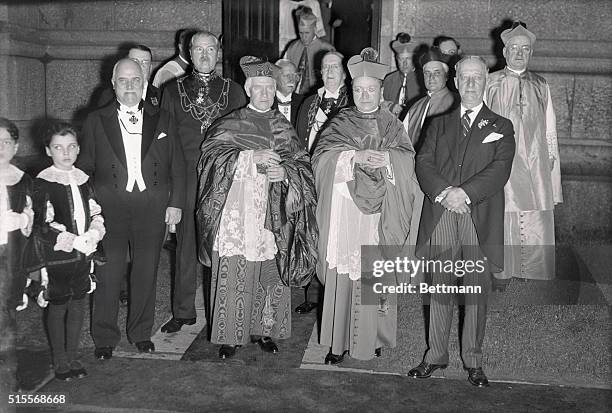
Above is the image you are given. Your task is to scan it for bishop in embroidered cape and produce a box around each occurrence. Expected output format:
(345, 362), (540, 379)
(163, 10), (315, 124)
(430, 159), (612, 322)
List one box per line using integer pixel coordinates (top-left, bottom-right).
(313, 49), (421, 361)
(196, 57), (318, 351)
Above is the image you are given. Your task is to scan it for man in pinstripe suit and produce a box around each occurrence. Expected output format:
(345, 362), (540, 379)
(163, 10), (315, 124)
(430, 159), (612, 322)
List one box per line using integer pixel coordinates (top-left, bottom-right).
(409, 56), (515, 387)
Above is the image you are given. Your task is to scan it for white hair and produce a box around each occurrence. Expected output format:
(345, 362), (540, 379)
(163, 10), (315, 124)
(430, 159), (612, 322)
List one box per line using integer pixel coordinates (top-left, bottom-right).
(274, 59), (297, 71)
(190, 31), (220, 49)
(424, 60), (449, 73)
(455, 55), (488, 74)
(244, 76), (277, 96)
(112, 58), (143, 82)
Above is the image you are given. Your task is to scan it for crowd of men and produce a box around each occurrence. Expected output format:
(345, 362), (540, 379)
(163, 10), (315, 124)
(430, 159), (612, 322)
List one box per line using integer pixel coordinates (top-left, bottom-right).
(29, 9), (561, 389)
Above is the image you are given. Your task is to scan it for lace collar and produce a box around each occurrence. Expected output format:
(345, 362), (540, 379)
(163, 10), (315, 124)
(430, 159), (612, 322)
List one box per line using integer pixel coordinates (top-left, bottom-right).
(37, 166), (89, 186)
(0, 164), (24, 186)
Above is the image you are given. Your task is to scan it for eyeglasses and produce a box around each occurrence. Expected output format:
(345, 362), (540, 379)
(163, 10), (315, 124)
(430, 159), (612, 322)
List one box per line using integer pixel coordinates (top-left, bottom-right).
(424, 71), (445, 79)
(281, 73), (301, 82)
(131, 58), (151, 66)
(508, 44), (531, 53)
(322, 64), (342, 72)
(353, 86), (378, 94)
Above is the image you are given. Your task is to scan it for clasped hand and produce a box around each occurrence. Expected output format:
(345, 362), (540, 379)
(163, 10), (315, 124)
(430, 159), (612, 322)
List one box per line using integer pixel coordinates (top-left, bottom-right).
(354, 150), (389, 169)
(439, 187), (471, 214)
(165, 207), (182, 225)
(73, 233), (98, 255)
(254, 149), (286, 183)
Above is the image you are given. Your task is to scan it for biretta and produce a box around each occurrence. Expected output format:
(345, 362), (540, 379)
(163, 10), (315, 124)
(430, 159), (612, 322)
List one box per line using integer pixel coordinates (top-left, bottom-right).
(347, 47), (388, 80)
(501, 21), (536, 45)
(240, 56), (277, 78)
(391, 32), (412, 54)
(296, 6), (316, 26)
(419, 48), (448, 70)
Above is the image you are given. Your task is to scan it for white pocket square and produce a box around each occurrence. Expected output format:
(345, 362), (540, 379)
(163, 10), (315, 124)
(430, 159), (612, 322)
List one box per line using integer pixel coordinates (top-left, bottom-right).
(157, 132), (167, 140)
(482, 132), (503, 143)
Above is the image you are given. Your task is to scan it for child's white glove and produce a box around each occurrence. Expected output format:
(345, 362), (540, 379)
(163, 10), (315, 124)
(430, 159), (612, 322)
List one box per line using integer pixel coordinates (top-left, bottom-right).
(73, 234), (97, 255)
(1, 210), (28, 232)
(16, 293), (28, 311)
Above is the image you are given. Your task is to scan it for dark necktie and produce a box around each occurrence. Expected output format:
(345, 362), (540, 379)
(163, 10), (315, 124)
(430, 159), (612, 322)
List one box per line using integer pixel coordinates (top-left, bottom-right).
(298, 47), (310, 94)
(401, 74), (408, 105)
(461, 109), (473, 139)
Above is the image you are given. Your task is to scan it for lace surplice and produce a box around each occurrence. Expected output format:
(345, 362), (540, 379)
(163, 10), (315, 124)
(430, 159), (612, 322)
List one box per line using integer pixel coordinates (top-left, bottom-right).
(326, 150), (381, 280)
(213, 150), (277, 261)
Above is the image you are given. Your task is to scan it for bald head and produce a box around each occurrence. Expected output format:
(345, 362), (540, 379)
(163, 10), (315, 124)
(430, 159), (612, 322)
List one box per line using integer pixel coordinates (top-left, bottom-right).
(112, 58), (144, 107)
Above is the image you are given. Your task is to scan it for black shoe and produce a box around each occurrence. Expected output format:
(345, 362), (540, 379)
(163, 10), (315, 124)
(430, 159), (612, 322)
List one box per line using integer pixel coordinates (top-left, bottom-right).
(251, 336), (279, 354)
(160, 317), (197, 333)
(408, 361), (448, 378)
(94, 347), (113, 360)
(374, 347), (382, 357)
(467, 367), (489, 387)
(135, 340), (155, 353)
(119, 290), (129, 306)
(324, 350), (348, 365)
(219, 345), (238, 359)
(492, 276), (511, 292)
(69, 361), (88, 379)
(54, 367), (72, 382)
(295, 301), (317, 314)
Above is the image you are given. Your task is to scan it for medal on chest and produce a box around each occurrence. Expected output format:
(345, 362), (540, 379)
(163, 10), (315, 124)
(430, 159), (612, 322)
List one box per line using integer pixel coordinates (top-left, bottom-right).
(128, 112), (138, 124)
(178, 74), (231, 134)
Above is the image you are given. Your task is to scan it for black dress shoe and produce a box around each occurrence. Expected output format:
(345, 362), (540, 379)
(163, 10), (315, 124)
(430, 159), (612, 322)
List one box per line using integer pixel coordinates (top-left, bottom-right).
(69, 361), (88, 379)
(54, 369), (73, 381)
(161, 317), (196, 333)
(295, 301), (317, 314)
(219, 345), (238, 359)
(408, 361), (448, 378)
(374, 347), (382, 357)
(251, 337), (279, 353)
(94, 347), (113, 360)
(467, 367), (489, 387)
(135, 340), (155, 353)
(492, 276), (511, 292)
(324, 350), (348, 365)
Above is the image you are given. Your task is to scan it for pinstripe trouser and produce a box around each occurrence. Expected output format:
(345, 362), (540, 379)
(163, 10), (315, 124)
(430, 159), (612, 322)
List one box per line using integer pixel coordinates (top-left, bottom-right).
(423, 210), (491, 368)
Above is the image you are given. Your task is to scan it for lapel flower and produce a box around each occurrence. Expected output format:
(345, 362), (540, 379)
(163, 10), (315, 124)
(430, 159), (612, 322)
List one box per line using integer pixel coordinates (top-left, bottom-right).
(477, 119), (489, 129)
(151, 97), (159, 106)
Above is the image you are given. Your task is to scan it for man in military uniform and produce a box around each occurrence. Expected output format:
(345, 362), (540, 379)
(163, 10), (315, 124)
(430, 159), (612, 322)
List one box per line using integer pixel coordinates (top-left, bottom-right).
(160, 31), (247, 333)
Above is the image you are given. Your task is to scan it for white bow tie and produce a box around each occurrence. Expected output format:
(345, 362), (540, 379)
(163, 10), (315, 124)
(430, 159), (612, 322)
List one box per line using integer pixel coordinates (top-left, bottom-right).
(118, 104), (142, 124)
